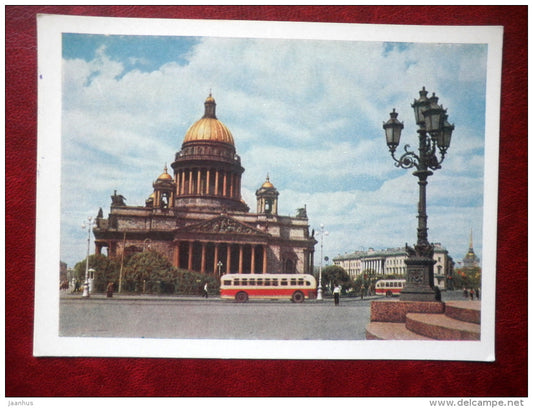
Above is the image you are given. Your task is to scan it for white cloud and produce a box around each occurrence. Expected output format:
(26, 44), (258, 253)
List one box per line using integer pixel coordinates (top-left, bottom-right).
(59, 35), (488, 267)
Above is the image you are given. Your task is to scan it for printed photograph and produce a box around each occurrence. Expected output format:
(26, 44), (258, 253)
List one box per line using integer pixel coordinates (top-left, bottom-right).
(35, 15), (502, 360)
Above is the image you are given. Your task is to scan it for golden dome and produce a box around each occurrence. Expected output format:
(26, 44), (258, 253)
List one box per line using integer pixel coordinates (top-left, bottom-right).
(157, 165), (173, 181)
(183, 117), (235, 145)
(183, 94), (235, 145)
(261, 175), (274, 189)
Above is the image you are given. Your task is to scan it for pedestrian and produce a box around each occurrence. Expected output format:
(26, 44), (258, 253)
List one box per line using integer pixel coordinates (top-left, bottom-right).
(434, 286), (441, 302)
(469, 288), (474, 300)
(203, 282), (208, 298)
(333, 284), (340, 306)
(106, 282), (114, 298)
(475, 288), (480, 300)
(463, 287), (468, 298)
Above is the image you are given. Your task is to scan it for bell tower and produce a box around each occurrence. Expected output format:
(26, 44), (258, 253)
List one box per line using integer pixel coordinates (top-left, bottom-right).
(151, 165), (175, 209)
(256, 175), (279, 215)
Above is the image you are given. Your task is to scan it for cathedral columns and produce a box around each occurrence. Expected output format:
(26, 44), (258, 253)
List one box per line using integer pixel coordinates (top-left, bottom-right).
(223, 171), (228, 198)
(172, 240), (270, 276)
(200, 242), (207, 273)
(173, 243), (179, 268)
(213, 243), (219, 274)
(263, 246), (268, 274)
(250, 244), (256, 274)
(238, 245), (244, 274)
(226, 244), (232, 275)
(188, 241), (194, 270)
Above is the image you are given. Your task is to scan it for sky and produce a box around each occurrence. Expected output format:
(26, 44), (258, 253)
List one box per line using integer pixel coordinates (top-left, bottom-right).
(60, 31), (489, 269)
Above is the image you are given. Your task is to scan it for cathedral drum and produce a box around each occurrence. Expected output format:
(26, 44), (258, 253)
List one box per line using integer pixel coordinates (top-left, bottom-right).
(220, 274), (317, 303)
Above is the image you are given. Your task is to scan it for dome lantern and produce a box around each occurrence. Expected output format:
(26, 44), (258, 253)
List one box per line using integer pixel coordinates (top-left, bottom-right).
(203, 92), (217, 119)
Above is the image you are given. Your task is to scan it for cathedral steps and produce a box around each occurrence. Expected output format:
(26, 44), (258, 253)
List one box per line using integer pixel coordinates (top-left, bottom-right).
(366, 300), (480, 341)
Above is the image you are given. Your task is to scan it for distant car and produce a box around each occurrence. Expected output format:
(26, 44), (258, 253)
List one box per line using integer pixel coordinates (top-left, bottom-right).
(375, 279), (406, 297)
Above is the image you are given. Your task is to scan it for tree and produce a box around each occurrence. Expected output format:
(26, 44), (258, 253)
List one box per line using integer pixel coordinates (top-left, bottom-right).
(352, 269), (381, 296)
(123, 250), (177, 293)
(73, 254), (120, 292)
(174, 269), (220, 295)
(453, 266), (481, 290)
(319, 265), (351, 293)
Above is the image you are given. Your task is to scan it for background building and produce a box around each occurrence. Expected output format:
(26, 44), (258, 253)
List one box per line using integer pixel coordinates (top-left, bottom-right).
(462, 230), (480, 268)
(93, 95), (316, 276)
(333, 243), (454, 290)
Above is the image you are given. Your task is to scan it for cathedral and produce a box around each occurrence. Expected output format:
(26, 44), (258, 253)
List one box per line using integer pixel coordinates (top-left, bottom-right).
(93, 94), (317, 276)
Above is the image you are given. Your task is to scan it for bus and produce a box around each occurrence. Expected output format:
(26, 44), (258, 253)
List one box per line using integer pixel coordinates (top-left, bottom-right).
(375, 279), (406, 297)
(220, 274), (317, 303)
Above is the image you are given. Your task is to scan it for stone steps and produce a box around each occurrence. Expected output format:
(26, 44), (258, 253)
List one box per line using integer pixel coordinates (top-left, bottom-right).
(366, 300), (481, 341)
(406, 312), (480, 340)
(445, 301), (481, 324)
(366, 322), (433, 340)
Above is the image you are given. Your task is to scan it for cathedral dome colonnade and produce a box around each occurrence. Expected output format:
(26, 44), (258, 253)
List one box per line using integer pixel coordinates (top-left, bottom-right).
(171, 94), (248, 212)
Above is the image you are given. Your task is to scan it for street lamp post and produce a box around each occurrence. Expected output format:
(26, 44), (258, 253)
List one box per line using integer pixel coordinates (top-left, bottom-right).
(81, 216), (96, 298)
(316, 224), (329, 301)
(383, 87), (454, 302)
(217, 261), (223, 277)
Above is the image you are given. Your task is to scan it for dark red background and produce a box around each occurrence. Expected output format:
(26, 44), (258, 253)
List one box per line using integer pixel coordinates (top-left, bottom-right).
(6, 6), (527, 397)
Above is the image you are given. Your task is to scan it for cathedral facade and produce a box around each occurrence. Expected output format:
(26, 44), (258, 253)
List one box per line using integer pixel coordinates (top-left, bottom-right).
(93, 95), (316, 276)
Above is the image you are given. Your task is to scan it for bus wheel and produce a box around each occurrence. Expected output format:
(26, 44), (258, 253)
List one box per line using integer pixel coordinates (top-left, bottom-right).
(386, 290), (393, 297)
(235, 291), (248, 303)
(292, 291), (305, 303)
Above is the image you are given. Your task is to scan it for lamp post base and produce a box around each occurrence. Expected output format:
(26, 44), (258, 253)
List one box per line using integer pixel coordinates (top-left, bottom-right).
(82, 283), (90, 298)
(400, 254), (438, 302)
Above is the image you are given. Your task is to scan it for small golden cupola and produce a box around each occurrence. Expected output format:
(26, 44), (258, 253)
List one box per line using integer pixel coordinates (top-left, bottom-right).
(151, 165), (175, 209)
(256, 174), (279, 215)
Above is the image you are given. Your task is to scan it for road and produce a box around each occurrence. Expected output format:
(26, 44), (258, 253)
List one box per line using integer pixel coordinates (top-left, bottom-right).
(59, 295), (374, 340)
(60, 290), (469, 341)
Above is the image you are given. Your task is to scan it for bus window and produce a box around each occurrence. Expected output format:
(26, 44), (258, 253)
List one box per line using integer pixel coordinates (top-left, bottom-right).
(306, 281), (311, 286)
(298, 279), (304, 286)
(290, 279), (297, 286)
(241, 279), (247, 286)
(281, 279), (288, 286)
(223, 280), (231, 286)
(249, 279), (255, 286)
(257, 279), (263, 286)
(234, 279), (240, 285)
(272, 279), (278, 286)
(264, 279), (270, 286)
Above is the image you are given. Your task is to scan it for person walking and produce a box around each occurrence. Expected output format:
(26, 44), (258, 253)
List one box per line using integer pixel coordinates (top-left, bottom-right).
(333, 284), (340, 306)
(203, 282), (208, 298)
(106, 282), (114, 298)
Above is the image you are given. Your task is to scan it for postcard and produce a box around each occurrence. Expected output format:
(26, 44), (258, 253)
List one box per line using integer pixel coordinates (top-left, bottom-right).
(34, 14), (502, 360)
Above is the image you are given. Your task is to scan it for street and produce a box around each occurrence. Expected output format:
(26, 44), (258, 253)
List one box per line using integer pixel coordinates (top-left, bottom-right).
(60, 295), (374, 340)
(60, 290), (469, 341)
